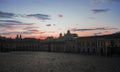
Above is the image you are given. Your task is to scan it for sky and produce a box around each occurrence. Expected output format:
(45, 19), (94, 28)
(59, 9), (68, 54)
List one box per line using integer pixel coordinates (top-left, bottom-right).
(0, 0), (120, 39)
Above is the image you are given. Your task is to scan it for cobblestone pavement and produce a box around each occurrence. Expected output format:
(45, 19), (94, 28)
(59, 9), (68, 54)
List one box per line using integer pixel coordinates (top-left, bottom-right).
(0, 52), (120, 72)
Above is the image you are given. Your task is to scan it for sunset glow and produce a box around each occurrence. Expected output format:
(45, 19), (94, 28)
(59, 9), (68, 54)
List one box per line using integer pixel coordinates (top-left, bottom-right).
(0, 0), (120, 39)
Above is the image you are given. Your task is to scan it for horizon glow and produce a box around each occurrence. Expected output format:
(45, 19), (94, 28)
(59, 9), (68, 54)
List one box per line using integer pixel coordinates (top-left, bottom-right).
(0, 0), (120, 39)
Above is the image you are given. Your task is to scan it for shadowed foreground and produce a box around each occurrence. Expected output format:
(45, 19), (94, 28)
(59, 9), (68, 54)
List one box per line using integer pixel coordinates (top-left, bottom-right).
(0, 52), (120, 72)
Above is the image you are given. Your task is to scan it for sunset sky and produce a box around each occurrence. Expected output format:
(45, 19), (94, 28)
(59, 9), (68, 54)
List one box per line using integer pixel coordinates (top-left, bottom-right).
(0, 0), (120, 39)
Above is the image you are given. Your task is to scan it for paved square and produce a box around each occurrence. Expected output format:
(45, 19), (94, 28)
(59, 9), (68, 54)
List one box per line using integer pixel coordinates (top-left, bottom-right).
(0, 52), (120, 72)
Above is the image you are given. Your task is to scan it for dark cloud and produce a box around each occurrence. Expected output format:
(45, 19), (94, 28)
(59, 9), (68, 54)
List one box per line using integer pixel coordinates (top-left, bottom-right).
(46, 24), (51, 26)
(27, 29), (46, 34)
(0, 31), (34, 35)
(0, 11), (51, 21)
(22, 31), (34, 34)
(94, 32), (102, 36)
(0, 20), (22, 23)
(5, 23), (33, 26)
(0, 11), (15, 18)
(91, 9), (110, 14)
(27, 14), (51, 20)
(0, 29), (42, 35)
(71, 27), (118, 31)
(0, 30), (40, 35)
(28, 29), (39, 32)
(46, 24), (56, 27)
(0, 23), (33, 29)
(58, 14), (63, 17)
(0, 11), (27, 19)
(0, 32), (13, 35)
(0, 24), (14, 28)
(39, 32), (46, 34)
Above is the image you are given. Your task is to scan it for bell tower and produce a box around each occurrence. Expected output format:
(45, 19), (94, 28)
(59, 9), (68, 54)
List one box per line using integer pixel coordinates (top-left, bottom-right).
(67, 30), (71, 34)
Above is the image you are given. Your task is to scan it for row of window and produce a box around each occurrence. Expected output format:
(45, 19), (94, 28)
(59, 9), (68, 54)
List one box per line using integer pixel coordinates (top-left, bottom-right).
(78, 39), (120, 47)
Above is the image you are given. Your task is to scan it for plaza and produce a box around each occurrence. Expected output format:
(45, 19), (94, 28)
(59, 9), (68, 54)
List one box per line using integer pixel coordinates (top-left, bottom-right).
(0, 52), (120, 72)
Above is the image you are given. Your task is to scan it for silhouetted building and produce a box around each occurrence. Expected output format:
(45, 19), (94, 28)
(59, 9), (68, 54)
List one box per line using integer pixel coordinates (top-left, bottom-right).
(58, 30), (78, 40)
(16, 34), (22, 39)
(0, 30), (120, 56)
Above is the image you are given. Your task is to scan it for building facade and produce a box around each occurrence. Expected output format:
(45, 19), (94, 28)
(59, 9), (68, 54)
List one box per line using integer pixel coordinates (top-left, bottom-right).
(0, 31), (120, 56)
